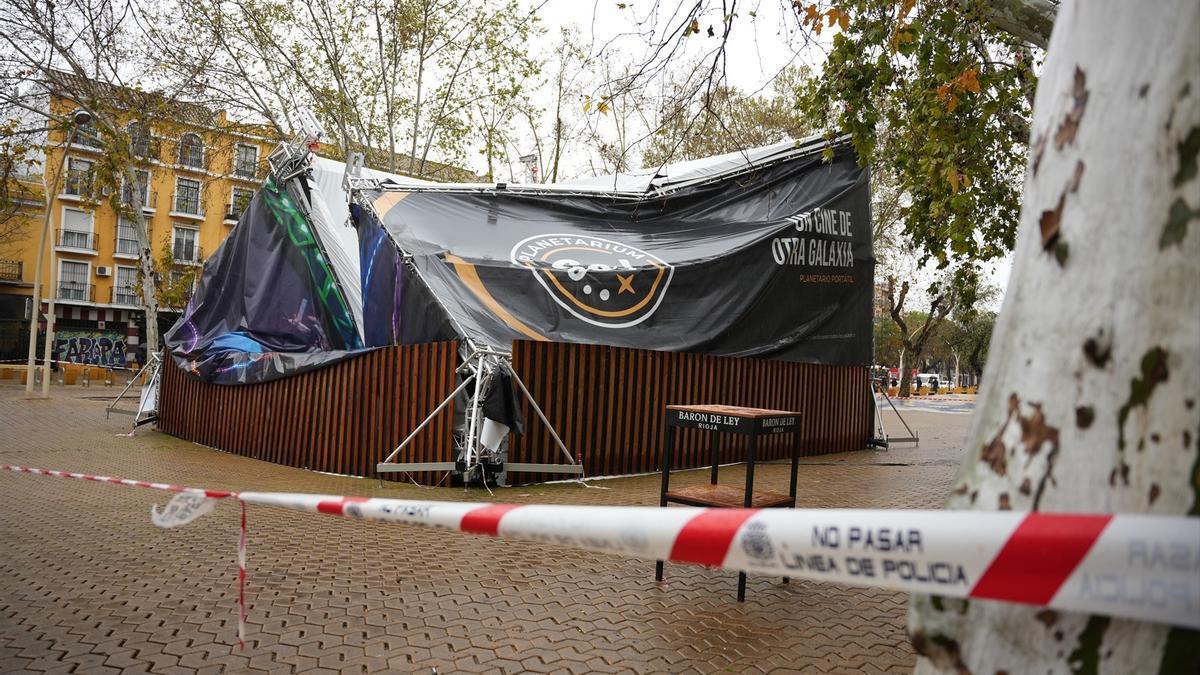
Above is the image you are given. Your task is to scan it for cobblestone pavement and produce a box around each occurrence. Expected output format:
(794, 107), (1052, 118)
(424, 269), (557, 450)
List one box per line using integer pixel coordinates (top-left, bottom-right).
(0, 384), (969, 674)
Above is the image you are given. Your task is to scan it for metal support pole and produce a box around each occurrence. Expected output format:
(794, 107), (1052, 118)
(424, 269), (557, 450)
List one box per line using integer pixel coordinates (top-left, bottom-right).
(381, 374), (475, 464)
(41, 240), (58, 398)
(26, 133), (72, 397)
(656, 423), (675, 583)
(107, 353), (156, 418)
(877, 380), (919, 444)
(507, 363), (576, 465)
(463, 354), (487, 471)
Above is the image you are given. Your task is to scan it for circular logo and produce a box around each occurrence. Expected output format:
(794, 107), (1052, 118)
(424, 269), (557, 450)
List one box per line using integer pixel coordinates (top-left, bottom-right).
(510, 233), (674, 328)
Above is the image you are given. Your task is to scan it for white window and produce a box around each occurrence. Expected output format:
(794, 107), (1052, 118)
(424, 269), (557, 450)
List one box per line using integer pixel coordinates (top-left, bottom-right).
(230, 187), (254, 220)
(114, 266), (138, 305)
(178, 133), (204, 168)
(174, 177), (202, 215)
(58, 260), (90, 301)
(60, 207), (94, 249)
(173, 226), (199, 263)
(116, 217), (140, 256)
(234, 144), (258, 178)
(64, 157), (93, 196)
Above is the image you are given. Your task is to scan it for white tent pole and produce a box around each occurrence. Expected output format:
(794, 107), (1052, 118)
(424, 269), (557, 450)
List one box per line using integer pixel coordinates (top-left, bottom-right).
(463, 353), (487, 471)
(107, 357), (152, 414)
(136, 353), (164, 424)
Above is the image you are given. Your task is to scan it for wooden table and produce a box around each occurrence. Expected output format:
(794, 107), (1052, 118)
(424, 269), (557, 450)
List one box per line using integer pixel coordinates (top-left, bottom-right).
(656, 404), (803, 601)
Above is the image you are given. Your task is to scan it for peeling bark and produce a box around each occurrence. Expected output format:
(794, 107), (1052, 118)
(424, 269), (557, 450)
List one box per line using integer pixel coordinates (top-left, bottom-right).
(912, 0), (1200, 672)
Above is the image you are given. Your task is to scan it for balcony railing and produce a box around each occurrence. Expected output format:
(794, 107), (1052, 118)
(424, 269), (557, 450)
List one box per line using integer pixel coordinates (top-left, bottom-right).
(111, 286), (139, 306)
(0, 259), (21, 282)
(70, 129), (104, 149)
(171, 192), (204, 217)
(173, 244), (203, 265)
(233, 163), (263, 181)
(227, 202), (252, 222)
(58, 229), (96, 251)
(57, 281), (94, 302)
(115, 237), (140, 257)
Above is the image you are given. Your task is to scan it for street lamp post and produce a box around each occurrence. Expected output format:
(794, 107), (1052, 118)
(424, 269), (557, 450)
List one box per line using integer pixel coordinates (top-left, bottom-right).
(25, 110), (92, 398)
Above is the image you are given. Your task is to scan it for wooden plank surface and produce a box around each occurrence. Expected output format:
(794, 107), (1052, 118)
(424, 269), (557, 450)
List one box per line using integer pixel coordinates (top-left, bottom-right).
(158, 343), (458, 485)
(507, 341), (871, 485)
(159, 340), (870, 486)
(666, 403), (801, 418)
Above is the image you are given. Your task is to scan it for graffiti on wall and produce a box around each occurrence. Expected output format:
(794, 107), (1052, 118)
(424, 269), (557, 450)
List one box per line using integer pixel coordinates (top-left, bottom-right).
(55, 330), (128, 367)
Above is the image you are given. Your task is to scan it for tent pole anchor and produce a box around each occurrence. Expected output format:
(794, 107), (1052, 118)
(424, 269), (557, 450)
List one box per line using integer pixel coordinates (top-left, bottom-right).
(873, 378), (919, 446)
(107, 352), (161, 422)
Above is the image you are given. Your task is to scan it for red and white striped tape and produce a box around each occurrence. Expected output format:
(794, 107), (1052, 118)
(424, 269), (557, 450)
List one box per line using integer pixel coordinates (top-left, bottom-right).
(1, 465), (233, 499)
(3, 464), (1198, 631)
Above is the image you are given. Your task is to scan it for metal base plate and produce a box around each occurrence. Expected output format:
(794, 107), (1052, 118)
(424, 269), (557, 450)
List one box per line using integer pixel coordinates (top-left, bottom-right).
(504, 463), (584, 475)
(375, 461), (584, 475)
(376, 462), (456, 473)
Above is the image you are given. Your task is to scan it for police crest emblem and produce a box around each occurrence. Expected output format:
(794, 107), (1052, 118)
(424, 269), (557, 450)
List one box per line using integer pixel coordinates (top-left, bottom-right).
(740, 521), (774, 561)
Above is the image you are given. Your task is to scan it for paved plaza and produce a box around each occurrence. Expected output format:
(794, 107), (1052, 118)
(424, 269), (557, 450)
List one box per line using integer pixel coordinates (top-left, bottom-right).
(1, 384), (970, 673)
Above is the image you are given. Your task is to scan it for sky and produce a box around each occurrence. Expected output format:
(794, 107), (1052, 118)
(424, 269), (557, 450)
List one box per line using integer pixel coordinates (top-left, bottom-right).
(533, 0), (825, 95)
(527, 0), (1013, 308)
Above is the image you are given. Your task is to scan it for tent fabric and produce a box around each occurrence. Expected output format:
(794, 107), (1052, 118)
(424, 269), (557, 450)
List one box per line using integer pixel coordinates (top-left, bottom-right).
(166, 137), (873, 385)
(164, 176), (364, 383)
(359, 139), (874, 365)
(308, 156), (434, 338)
(562, 137), (826, 194)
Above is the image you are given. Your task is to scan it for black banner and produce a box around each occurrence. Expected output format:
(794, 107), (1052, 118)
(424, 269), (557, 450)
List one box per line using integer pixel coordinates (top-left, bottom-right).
(363, 144), (873, 365)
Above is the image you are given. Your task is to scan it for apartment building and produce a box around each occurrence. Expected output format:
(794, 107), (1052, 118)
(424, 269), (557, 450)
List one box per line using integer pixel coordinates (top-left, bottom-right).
(0, 85), (277, 367)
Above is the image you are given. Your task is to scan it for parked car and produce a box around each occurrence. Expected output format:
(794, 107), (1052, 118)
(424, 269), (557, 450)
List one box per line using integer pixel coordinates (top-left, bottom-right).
(914, 373), (941, 392)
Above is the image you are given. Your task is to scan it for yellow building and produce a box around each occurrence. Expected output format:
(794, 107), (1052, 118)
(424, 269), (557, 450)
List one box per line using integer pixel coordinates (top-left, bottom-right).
(0, 86), (277, 367)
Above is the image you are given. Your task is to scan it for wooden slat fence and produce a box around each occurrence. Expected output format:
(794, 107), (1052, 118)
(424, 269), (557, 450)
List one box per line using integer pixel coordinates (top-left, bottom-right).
(507, 341), (872, 484)
(158, 342), (458, 484)
(159, 339), (871, 486)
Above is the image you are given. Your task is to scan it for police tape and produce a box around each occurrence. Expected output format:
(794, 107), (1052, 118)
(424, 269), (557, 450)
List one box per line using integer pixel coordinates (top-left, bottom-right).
(3, 464), (1198, 632)
(0, 358), (142, 372)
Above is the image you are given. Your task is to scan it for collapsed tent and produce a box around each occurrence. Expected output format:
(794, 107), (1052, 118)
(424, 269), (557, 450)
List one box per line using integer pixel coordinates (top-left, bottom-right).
(351, 138), (873, 363)
(163, 153), (404, 381)
(164, 135), (873, 482)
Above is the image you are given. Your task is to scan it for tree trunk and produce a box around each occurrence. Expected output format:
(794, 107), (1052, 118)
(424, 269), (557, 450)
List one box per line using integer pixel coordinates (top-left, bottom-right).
(898, 350), (914, 397)
(910, 0), (1200, 672)
(124, 167), (160, 361)
(408, 3), (430, 176)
